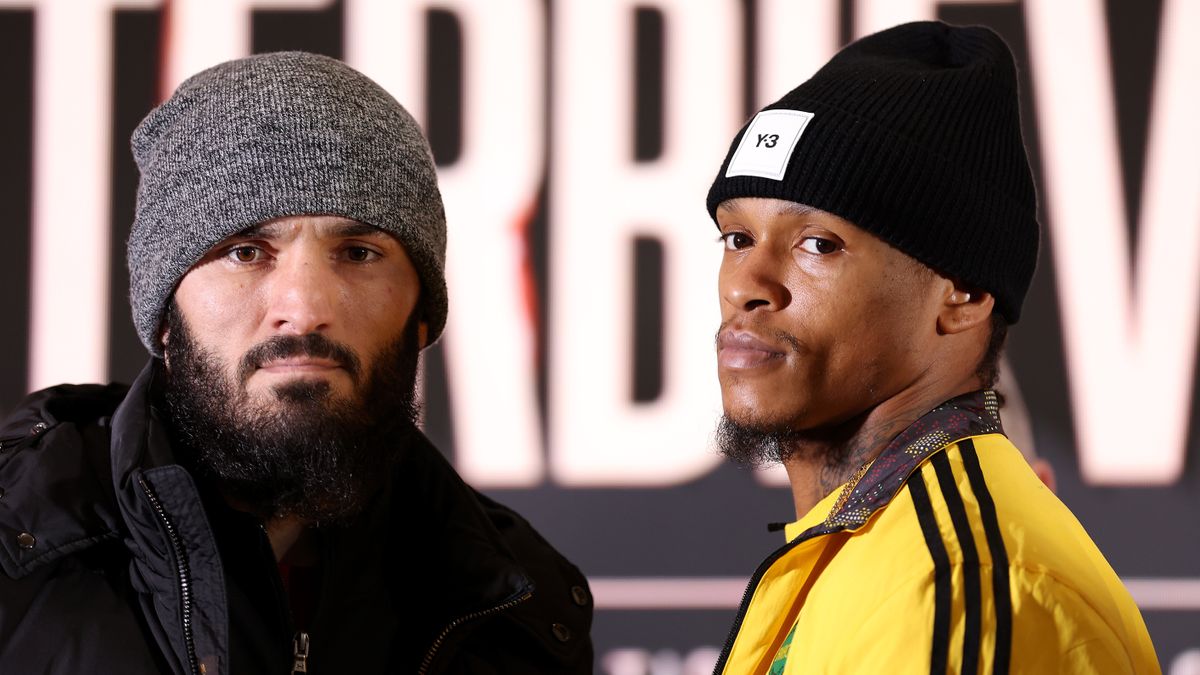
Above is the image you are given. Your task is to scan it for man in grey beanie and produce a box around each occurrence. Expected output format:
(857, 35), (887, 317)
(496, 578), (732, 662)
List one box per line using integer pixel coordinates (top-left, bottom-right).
(0, 52), (592, 674)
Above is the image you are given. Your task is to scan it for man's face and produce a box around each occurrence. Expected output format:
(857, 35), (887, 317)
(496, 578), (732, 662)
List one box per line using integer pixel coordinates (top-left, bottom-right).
(162, 214), (426, 521)
(170, 214), (425, 406)
(715, 198), (943, 446)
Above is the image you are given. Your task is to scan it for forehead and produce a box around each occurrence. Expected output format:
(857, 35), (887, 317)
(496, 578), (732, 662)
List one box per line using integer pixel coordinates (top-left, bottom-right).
(716, 197), (824, 221)
(222, 214), (393, 243)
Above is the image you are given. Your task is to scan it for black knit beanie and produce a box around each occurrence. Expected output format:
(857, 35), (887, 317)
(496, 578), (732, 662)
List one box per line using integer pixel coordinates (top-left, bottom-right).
(707, 21), (1039, 323)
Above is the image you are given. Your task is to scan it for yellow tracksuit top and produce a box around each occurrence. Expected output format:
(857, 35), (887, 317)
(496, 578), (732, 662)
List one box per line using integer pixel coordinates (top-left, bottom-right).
(715, 391), (1160, 674)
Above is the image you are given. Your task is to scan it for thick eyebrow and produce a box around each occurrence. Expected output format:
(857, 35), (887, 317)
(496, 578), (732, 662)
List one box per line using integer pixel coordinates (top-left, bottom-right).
(227, 222), (278, 240)
(326, 221), (389, 238)
(229, 219), (388, 241)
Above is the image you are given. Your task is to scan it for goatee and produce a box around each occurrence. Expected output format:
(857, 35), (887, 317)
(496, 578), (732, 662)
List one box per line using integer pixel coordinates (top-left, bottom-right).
(159, 303), (421, 524)
(715, 415), (851, 469)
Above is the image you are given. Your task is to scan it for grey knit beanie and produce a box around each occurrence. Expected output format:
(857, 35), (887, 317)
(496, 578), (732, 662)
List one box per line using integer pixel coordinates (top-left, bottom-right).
(129, 51), (447, 355)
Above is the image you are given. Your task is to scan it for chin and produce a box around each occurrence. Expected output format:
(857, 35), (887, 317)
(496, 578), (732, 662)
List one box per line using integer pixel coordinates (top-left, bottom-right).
(240, 377), (337, 408)
(274, 378), (337, 402)
(721, 397), (800, 433)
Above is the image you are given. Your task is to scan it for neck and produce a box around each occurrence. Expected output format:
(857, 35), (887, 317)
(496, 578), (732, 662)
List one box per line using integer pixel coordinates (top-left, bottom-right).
(223, 492), (319, 564)
(782, 375), (980, 519)
(264, 517), (320, 565)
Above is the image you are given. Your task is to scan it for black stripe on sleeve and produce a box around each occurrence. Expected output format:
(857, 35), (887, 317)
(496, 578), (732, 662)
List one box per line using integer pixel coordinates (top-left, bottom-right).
(932, 451), (982, 675)
(960, 439), (1012, 675)
(908, 469), (951, 675)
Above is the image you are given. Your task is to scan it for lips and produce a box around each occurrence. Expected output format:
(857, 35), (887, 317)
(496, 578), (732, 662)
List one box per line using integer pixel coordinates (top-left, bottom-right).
(717, 330), (788, 369)
(257, 357), (343, 373)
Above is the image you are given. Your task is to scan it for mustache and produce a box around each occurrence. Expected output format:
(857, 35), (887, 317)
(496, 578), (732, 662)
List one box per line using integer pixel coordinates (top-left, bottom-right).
(237, 333), (363, 385)
(714, 321), (804, 353)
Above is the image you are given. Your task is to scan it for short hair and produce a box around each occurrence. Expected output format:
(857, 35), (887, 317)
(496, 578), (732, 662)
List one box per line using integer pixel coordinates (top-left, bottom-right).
(975, 313), (1008, 389)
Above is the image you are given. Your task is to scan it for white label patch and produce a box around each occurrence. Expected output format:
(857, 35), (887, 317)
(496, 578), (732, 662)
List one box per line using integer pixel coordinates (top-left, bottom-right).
(724, 109), (815, 180)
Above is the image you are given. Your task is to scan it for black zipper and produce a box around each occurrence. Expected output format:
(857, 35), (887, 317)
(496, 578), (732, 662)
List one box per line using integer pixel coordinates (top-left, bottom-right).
(712, 453), (942, 673)
(0, 421), (50, 454)
(254, 522), (305, 673)
(138, 475), (201, 675)
(416, 591), (533, 675)
(711, 515), (864, 674)
(710, 536), (807, 674)
(292, 632), (310, 673)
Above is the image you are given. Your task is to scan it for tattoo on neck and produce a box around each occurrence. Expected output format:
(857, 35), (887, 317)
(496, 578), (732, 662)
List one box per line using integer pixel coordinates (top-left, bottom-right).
(816, 417), (909, 495)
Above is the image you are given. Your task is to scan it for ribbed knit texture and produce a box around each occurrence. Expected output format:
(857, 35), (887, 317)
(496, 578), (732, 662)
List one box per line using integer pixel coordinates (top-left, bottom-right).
(129, 51), (447, 355)
(707, 22), (1039, 323)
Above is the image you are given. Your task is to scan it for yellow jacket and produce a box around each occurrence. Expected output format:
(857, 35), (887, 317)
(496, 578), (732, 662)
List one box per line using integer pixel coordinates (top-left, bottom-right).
(716, 391), (1160, 674)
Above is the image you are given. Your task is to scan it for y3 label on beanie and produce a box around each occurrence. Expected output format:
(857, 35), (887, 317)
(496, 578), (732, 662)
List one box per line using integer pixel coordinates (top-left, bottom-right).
(725, 109), (815, 180)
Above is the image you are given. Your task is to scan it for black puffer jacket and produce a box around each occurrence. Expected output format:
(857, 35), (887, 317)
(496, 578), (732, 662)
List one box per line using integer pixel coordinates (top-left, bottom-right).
(0, 363), (593, 674)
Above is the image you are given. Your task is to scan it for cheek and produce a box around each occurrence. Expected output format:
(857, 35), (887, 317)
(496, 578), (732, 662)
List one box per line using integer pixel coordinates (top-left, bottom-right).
(838, 285), (933, 387)
(198, 283), (263, 338)
(353, 282), (411, 329)
(788, 270), (909, 372)
(197, 285), (247, 325)
(339, 279), (420, 358)
(174, 273), (265, 363)
(782, 270), (845, 346)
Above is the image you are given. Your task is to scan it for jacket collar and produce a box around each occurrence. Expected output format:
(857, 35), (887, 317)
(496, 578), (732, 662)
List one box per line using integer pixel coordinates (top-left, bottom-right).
(790, 389), (1004, 542)
(110, 359), (177, 480)
(109, 361), (228, 674)
(715, 390), (1007, 674)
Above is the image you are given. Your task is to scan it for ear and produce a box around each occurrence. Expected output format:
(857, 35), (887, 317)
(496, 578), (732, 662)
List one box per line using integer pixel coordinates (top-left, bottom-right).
(159, 325), (172, 369)
(936, 280), (995, 335)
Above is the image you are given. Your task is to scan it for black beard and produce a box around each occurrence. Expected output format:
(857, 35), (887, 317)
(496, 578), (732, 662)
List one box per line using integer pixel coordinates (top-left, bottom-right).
(715, 415), (801, 467)
(715, 415), (851, 469)
(159, 304), (421, 524)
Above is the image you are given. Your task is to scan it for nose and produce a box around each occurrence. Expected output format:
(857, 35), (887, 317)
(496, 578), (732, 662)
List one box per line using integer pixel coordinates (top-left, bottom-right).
(265, 249), (337, 335)
(720, 247), (791, 314)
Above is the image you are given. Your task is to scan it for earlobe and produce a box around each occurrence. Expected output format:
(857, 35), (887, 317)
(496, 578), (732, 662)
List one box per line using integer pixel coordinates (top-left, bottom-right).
(417, 321), (430, 350)
(159, 327), (171, 369)
(936, 284), (994, 335)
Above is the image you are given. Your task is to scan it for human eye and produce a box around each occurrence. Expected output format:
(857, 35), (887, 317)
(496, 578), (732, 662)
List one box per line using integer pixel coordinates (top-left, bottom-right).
(342, 245), (381, 263)
(719, 231), (754, 251)
(225, 245), (266, 263)
(798, 236), (840, 255)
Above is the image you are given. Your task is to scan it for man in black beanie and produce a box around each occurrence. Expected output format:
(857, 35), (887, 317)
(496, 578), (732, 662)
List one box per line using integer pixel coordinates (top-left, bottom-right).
(0, 52), (592, 674)
(707, 22), (1159, 673)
